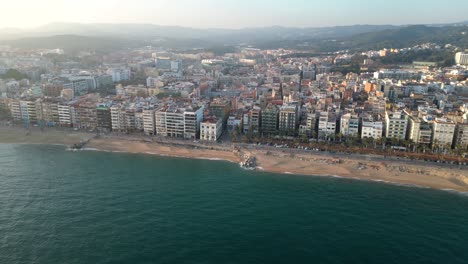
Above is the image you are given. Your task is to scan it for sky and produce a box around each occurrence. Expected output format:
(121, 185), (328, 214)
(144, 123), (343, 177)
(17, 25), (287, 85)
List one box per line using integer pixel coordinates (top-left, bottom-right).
(1, 0), (467, 29)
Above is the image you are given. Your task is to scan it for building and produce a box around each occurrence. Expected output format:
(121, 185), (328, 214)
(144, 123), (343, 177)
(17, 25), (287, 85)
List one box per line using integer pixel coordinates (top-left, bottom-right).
(250, 107), (261, 134)
(455, 52), (468, 65)
(432, 118), (456, 147)
(74, 103), (98, 129)
(41, 101), (60, 126)
(96, 106), (112, 131)
(155, 104), (204, 139)
(318, 111), (337, 140)
(200, 117), (223, 141)
(9, 100), (22, 121)
(373, 70), (420, 80)
(361, 114), (384, 139)
(408, 116), (433, 145)
(279, 104), (298, 135)
(209, 100), (231, 122)
(106, 68), (131, 82)
(340, 113), (359, 137)
(142, 109), (156, 135)
(261, 104), (279, 135)
(58, 104), (72, 126)
(385, 111), (408, 140)
(454, 123), (468, 149)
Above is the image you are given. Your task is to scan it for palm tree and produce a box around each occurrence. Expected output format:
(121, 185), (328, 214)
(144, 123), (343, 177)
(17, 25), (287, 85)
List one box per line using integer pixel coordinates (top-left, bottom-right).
(336, 132), (344, 143)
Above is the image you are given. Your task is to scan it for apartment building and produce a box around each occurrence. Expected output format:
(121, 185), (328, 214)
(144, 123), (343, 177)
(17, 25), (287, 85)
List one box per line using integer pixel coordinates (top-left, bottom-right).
(279, 103), (298, 135)
(361, 114), (384, 139)
(385, 111), (408, 140)
(340, 113), (359, 137)
(200, 117), (223, 142)
(432, 118), (456, 147)
(318, 111), (337, 139)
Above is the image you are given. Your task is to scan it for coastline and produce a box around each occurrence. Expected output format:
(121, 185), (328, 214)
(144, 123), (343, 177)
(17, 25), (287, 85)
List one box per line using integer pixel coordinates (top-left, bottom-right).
(1, 126), (468, 192)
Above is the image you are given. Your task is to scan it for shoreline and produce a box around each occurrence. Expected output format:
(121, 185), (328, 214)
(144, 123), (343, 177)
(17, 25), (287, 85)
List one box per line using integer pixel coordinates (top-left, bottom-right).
(1, 126), (468, 193)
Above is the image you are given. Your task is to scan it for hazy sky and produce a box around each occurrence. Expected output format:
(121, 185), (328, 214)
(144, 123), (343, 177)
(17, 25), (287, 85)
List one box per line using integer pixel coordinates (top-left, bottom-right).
(1, 0), (467, 29)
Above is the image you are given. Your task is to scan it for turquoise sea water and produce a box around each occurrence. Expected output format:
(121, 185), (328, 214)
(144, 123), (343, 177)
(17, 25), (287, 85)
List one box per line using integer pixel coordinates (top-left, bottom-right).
(1, 144), (468, 264)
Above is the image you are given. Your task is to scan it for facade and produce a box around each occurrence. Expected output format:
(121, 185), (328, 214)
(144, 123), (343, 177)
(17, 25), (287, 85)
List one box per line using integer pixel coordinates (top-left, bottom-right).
(74, 103), (98, 129)
(454, 123), (468, 148)
(58, 104), (72, 126)
(200, 117), (223, 141)
(106, 68), (131, 82)
(250, 107), (261, 134)
(385, 111), (408, 140)
(340, 113), (359, 137)
(432, 118), (456, 147)
(408, 116), (433, 144)
(318, 111), (337, 140)
(96, 107), (112, 131)
(361, 115), (384, 139)
(155, 104), (204, 139)
(261, 104), (279, 134)
(279, 104), (298, 135)
(455, 52), (468, 65)
(142, 109), (156, 135)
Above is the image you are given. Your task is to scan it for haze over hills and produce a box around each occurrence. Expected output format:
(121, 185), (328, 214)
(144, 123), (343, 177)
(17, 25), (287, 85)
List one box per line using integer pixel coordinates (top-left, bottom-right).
(0, 22), (467, 52)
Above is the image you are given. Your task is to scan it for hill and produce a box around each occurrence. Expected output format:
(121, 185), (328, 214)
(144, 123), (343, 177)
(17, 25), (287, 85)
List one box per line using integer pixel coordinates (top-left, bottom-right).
(1, 35), (144, 52)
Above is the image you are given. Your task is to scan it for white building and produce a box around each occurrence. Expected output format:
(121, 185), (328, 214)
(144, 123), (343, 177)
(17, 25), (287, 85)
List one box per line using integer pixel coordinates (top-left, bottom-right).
(340, 113), (359, 137)
(318, 111), (337, 139)
(155, 104), (204, 139)
(200, 117), (223, 141)
(58, 104), (72, 126)
(455, 52), (468, 65)
(361, 115), (384, 139)
(408, 116), (433, 144)
(142, 109), (156, 135)
(432, 118), (456, 147)
(106, 68), (131, 82)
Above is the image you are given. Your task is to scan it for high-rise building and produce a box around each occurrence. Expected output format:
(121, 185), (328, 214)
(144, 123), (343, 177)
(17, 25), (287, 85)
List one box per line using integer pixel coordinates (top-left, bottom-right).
(142, 109), (156, 135)
(455, 52), (468, 65)
(340, 113), (359, 137)
(408, 116), (433, 145)
(454, 123), (468, 148)
(432, 118), (456, 147)
(261, 104), (279, 135)
(361, 114), (384, 139)
(385, 111), (408, 140)
(279, 104), (298, 135)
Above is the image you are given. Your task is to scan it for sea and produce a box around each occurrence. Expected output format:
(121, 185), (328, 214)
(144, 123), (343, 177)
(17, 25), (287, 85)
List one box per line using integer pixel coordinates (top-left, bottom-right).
(1, 144), (468, 264)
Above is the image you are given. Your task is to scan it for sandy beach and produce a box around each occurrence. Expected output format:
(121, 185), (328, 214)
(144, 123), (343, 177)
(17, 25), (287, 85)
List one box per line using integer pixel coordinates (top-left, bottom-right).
(1, 126), (468, 192)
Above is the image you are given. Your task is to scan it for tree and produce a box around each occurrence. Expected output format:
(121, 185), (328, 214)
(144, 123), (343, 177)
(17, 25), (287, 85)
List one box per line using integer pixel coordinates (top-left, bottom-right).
(0, 69), (28, 80)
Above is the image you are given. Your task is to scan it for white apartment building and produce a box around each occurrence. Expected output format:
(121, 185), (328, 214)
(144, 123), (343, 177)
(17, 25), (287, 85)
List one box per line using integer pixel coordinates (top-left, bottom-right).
(385, 111), (408, 140)
(9, 100), (22, 121)
(455, 52), (468, 65)
(110, 106), (137, 132)
(58, 104), (72, 126)
(340, 113), (359, 136)
(200, 118), (223, 142)
(361, 115), (384, 139)
(432, 118), (456, 146)
(318, 111), (337, 139)
(106, 68), (131, 82)
(142, 109), (156, 135)
(155, 104), (204, 139)
(408, 116), (433, 144)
